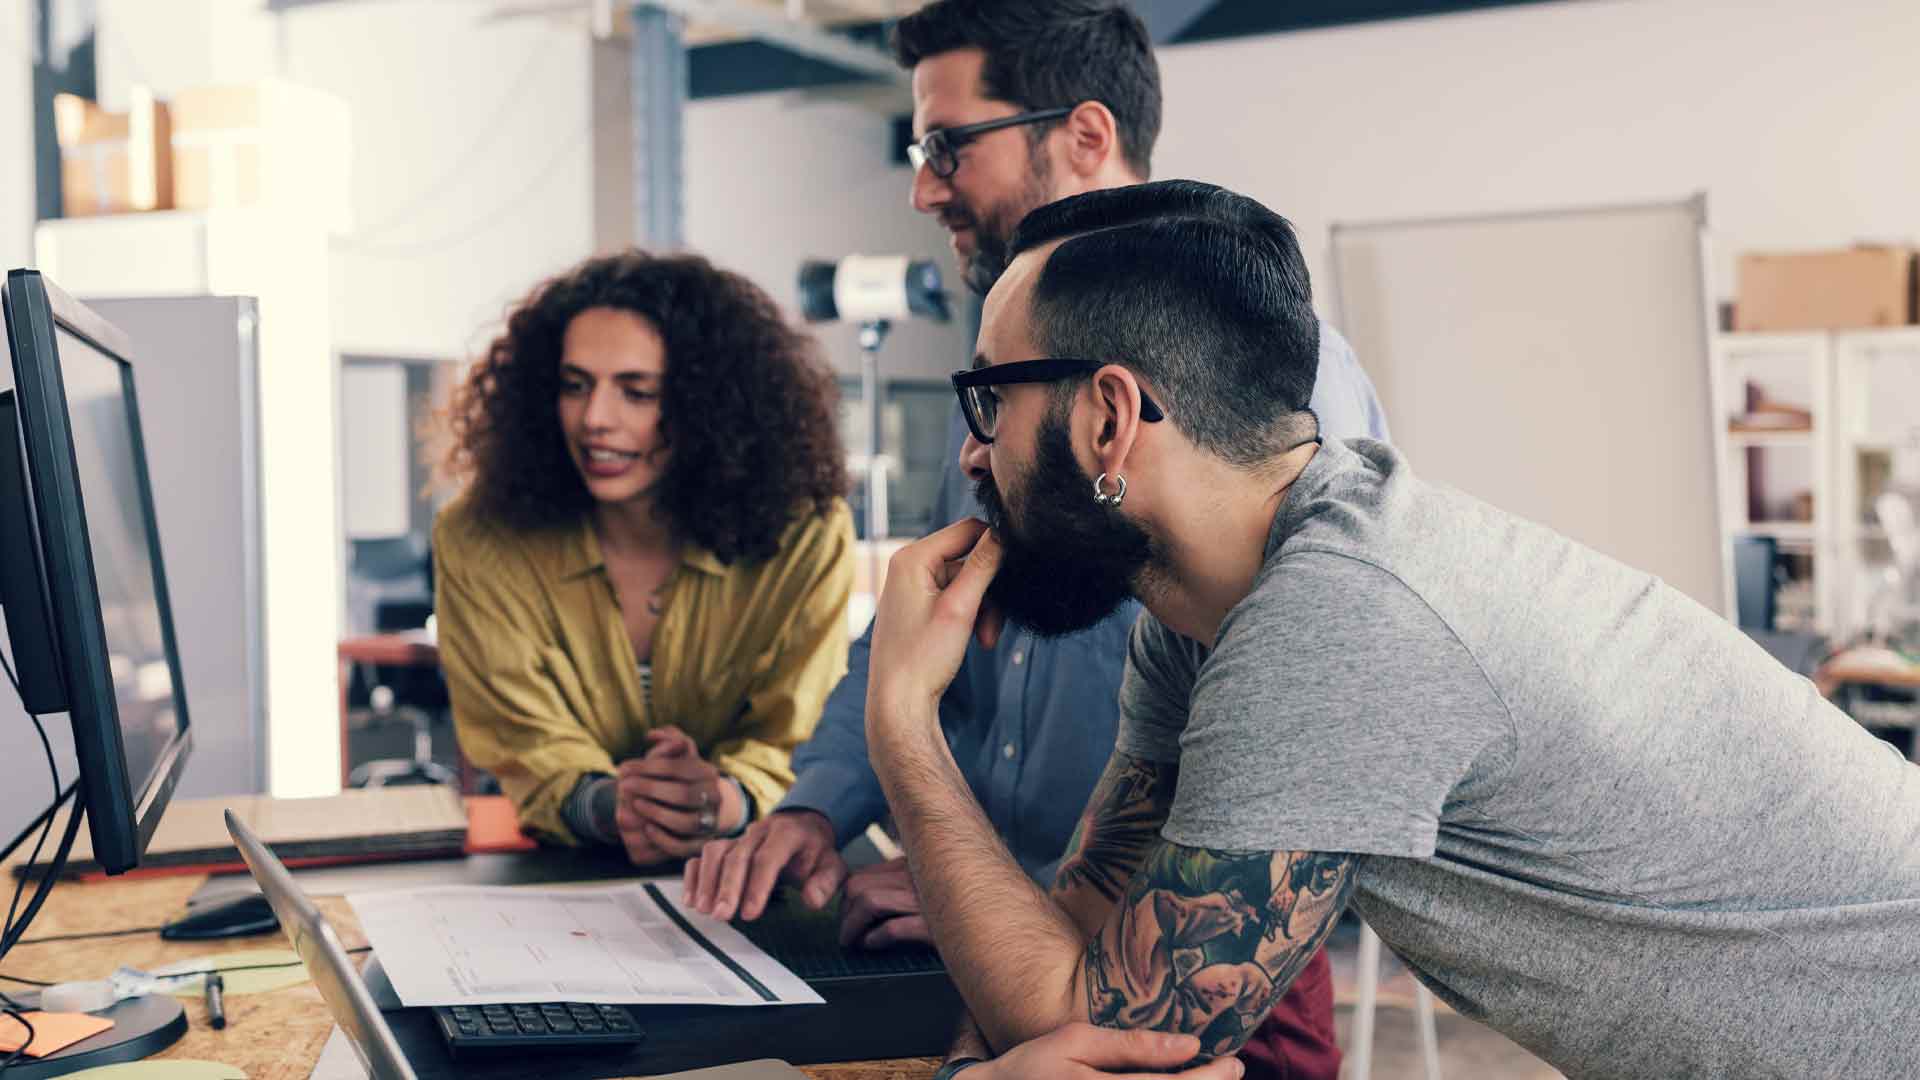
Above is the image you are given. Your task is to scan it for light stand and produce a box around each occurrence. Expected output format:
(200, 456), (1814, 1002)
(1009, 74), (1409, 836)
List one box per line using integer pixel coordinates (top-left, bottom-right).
(795, 256), (951, 614)
(858, 319), (893, 576)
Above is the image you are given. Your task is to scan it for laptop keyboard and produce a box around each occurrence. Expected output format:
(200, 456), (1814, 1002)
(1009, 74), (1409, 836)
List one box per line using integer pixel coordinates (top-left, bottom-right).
(733, 890), (946, 981)
(433, 1002), (644, 1058)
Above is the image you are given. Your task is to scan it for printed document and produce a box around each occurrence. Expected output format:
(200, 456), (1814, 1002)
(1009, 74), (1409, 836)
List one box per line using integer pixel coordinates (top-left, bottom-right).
(347, 879), (822, 1008)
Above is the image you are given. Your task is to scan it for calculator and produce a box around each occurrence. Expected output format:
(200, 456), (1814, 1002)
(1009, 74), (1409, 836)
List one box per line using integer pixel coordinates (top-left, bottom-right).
(432, 1001), (646, 1059)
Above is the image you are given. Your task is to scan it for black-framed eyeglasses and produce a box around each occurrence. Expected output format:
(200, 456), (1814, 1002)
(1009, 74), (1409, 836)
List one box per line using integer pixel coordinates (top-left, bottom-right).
(907, 107), (1074, 180)
(950, 358), (1166, 444)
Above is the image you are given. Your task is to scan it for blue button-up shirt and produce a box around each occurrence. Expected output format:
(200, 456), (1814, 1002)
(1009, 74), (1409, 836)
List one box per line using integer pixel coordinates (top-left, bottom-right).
(781, 321), (1390, 885)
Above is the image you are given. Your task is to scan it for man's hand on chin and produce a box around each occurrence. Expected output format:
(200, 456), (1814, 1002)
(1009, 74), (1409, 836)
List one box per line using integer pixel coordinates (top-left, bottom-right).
(866, 517), (1005, 728)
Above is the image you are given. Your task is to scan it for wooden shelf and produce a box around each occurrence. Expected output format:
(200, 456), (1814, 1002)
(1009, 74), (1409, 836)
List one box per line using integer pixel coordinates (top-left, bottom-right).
(1738, 521), (1817, 541)
(1729, 430), (1814, 447)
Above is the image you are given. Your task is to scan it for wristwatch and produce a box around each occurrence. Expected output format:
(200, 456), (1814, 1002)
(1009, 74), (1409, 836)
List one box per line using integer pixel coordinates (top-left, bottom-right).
(932, 1057), (985, 1080)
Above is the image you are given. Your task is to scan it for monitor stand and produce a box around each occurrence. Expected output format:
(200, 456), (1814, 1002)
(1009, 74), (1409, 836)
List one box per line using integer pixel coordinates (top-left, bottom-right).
(2, 993), (186, 1078)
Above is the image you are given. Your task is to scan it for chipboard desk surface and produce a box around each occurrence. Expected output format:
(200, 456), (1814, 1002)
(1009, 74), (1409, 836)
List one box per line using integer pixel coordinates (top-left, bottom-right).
(3, 866), (937, 1079)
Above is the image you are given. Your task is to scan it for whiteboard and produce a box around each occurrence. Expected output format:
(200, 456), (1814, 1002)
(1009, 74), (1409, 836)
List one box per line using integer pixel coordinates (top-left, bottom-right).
(1330, 197), (1725, 613)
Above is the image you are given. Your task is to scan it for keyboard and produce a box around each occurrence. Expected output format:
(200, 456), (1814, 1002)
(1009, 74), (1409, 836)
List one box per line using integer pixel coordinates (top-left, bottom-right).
(432, 1001), (645, 1059)
(732, 889), (946, 981)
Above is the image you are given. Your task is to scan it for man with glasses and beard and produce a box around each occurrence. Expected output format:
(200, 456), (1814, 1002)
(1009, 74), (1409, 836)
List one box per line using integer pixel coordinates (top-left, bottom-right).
(685, 4), (1386, 1077)
(863, 178), (1920, 1079)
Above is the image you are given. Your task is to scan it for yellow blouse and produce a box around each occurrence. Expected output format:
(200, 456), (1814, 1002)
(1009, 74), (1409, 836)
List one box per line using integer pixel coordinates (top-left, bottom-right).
(433, 492), (855, 844)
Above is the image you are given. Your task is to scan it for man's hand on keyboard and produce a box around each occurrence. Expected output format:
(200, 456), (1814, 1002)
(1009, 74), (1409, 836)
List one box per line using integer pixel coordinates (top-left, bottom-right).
(839, 857), (931, 949)
(683, 808), (846, 922)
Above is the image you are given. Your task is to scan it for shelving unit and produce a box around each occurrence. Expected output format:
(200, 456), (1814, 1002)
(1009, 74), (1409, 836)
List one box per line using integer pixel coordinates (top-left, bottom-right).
(1831, 328), (1920, 638)
(1711, 332), (1831, 633)
(1713, 328), (1920, 641)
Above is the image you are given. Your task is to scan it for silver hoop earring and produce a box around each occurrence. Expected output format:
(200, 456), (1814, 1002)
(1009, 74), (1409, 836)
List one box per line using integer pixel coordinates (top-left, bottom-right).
(1092, 472), (1126, 507)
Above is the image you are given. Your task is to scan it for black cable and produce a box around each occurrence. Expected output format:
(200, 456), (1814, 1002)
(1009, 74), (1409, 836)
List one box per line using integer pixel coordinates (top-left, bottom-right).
(0, 946), (372, 992)
(13, 925), (162, 945)
(2, 706), (65, 951)
(0, 792), (84, 966)
(0, 783), (72, 871)
(1, 991), (35, 1072)
(1, 699), (67, 957)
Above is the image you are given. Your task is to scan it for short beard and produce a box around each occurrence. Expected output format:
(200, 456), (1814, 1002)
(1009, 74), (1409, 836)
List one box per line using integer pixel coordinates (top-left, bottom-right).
(974, 407), (1155, 637)
(962, 141), (1054, 296)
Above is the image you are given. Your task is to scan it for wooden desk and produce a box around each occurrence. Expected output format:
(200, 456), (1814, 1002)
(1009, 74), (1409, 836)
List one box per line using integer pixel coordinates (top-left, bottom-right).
(2, 870), (936, 1079)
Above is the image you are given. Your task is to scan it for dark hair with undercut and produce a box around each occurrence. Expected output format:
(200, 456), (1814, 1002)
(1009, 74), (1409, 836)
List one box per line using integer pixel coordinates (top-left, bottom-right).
(443, 251), (847, 564)
(1007, 179), (1321, 467)
(890, 0), (1160, 179)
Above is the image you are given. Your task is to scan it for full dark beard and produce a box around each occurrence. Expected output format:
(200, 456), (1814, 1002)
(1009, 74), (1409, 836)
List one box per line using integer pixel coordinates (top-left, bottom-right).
(963, 239), (1009, 296)
(974, 412), (1154, 637)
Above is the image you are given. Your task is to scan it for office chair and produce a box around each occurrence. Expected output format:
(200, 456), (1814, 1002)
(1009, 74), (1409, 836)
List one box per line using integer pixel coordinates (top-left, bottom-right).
(346, 535), (456, 788)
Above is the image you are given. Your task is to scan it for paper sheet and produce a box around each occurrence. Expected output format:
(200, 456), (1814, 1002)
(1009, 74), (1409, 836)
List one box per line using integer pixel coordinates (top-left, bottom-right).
(347, 879), (822, 1009)
(308, 1027), (368, 1080)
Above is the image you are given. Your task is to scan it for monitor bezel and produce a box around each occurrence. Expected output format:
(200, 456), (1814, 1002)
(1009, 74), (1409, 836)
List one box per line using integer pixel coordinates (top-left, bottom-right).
(2, 269), (192, 874)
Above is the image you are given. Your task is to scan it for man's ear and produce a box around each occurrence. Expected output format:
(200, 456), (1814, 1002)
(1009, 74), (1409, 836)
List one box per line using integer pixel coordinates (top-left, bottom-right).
(1088, 364), (1147, 478)
(1060, 100), (1119, 179)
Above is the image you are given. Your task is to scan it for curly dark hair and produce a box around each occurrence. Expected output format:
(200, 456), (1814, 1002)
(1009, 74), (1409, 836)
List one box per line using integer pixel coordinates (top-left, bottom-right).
(444, 250), (848, 564)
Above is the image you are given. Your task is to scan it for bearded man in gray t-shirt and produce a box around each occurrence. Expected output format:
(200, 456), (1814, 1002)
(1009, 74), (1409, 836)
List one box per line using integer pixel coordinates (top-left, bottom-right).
(860, 178), (1920, 1080)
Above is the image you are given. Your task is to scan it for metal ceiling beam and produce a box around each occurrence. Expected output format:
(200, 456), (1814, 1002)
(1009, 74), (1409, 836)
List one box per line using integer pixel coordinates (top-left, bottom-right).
(1131, 0), (1222, 44)
(642, 0), (903, 84)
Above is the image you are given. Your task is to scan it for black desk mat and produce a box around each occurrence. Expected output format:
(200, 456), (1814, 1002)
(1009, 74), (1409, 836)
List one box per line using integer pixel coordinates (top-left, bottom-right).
(361, 954), (961, 1078)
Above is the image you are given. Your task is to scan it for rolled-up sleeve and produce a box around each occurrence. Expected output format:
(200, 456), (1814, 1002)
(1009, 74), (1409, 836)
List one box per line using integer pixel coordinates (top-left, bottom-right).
(435, 521), (613, 844)
(713, 504), (856, 818)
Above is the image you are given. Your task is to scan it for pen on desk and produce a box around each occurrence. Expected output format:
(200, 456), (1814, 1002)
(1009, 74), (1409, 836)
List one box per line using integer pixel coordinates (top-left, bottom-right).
(205, 972), (227, 1030)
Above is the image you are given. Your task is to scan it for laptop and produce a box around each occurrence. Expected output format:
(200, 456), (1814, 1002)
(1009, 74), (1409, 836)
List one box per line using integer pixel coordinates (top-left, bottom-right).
(226, 809), (420, 1079)
(223, 809), (805, 1080)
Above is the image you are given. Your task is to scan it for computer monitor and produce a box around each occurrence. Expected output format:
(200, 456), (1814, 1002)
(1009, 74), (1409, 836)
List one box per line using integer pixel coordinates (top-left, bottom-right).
(1, 269), (191, 875)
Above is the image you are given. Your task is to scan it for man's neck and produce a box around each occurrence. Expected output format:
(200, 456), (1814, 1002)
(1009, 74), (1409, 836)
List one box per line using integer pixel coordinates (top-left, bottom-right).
(1138, 443), (1319, 648)
(1074, 166), (1146, 200)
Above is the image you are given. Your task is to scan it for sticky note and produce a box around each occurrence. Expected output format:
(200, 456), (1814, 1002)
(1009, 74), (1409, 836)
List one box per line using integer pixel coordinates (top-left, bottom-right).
(156, 948), (309, 996)
(0, 1009), (114, 1057)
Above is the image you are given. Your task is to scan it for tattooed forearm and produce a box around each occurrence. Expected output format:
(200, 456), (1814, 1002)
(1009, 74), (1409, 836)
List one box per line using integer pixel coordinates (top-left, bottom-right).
(1053, 753), (1178, 904)
(1080, 842), (1357, 1058)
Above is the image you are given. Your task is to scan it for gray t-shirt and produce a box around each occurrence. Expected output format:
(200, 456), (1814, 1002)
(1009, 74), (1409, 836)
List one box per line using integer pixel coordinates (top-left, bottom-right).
(1119, 437), (1920, 1079)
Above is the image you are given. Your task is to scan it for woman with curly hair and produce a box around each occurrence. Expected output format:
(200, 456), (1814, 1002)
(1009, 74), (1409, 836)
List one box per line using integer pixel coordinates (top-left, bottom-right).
(434, 250), (854, 866)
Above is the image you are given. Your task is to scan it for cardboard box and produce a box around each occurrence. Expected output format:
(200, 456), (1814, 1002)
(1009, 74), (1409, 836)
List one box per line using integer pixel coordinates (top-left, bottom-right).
(170, 80), (353, 232)
(1736, 247), (1918, 332)
(53, 88), (173, 216)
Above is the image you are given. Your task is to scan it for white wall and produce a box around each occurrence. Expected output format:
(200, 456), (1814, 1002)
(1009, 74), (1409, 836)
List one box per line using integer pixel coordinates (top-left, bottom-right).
(685, 90), (972, 380)
(684, 0), (1920, 338)
(1, 0), (34, 268)
(96, 0), (597, 362)
(94, 0), (956, 372)
(1152, 0), (1920, 306)
(84, 0), (1920, 378)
